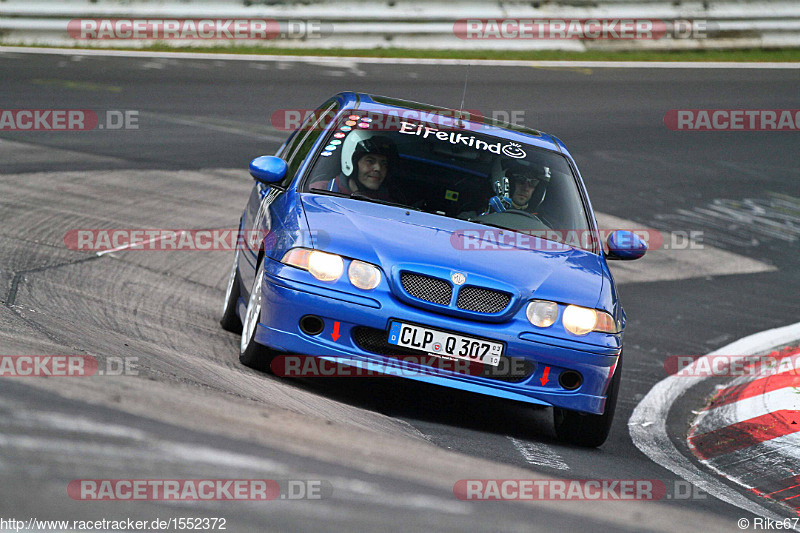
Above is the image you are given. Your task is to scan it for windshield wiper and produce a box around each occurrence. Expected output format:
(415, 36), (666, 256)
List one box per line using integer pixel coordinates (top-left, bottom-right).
(349, 192), (420, 210)
(468, 220), (567, 246)
(308, 188), (349, 197)
(308, 188), (419, 211)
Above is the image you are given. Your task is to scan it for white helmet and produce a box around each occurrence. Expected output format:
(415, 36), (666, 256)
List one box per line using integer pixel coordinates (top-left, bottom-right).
(340, 129), (399, 177)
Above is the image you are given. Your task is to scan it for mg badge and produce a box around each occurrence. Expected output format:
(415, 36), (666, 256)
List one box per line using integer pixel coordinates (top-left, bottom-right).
(451, 272), (466, 285)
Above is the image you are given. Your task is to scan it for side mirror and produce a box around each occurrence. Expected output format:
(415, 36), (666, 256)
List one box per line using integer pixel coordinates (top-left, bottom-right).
(249, 156), (287, 184)
(606, 230), (647, 260)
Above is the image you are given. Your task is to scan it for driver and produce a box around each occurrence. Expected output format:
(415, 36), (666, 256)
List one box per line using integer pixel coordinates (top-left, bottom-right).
(500, 159), (550, 213)
(309, 130), (399, 201)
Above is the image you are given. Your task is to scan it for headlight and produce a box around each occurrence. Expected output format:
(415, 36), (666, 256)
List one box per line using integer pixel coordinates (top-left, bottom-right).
(526, 300), (558, 328)
(281, 248), (343, 282)
(593, 311), (618, 334)
(281, 248), (312, 269)
(348, 260), (381, 290)
(308, 251), (344, 281)
(562, 305), (618, 335)
(562, 305), (596, 336)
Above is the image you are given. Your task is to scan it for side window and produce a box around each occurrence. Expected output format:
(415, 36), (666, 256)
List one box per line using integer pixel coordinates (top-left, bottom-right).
(280, 100), (339, 188)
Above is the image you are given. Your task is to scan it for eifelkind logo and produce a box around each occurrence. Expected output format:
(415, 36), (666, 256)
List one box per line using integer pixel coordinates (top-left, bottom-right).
(398, 121), (527, 158)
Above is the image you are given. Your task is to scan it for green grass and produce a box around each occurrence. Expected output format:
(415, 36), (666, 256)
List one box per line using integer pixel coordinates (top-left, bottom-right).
(6, 43), (800, 62)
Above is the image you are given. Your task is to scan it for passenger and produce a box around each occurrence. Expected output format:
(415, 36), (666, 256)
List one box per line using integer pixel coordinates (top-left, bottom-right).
(310, 130), (400, 202)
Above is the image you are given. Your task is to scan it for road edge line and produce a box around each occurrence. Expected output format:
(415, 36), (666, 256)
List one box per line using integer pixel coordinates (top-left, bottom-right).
(629, 321), (800, 520)
(2, 46), (800, 69)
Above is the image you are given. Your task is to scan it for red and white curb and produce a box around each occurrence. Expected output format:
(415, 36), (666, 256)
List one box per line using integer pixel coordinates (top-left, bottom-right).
(688, 345), (800, 516)
(630, 321), (800, 522)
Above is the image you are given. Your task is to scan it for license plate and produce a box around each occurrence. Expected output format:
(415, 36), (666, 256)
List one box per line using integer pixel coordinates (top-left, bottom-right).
(387, 321), (503, 366)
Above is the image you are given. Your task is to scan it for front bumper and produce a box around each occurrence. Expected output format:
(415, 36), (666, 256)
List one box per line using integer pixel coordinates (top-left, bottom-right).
(245, 258), (621, 415)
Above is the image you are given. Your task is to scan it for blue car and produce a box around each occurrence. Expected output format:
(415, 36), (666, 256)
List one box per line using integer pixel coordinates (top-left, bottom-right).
(220, 92), (646, 447)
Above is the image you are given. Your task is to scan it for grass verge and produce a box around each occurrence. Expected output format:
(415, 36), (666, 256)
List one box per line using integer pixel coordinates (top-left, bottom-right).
(4, 43), (800, 62)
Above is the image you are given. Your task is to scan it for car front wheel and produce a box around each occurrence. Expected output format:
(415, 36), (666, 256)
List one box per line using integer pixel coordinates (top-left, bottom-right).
(553, 352), (622, 448)
(220, 246), (243, 333)
(239, 257), (275, 372)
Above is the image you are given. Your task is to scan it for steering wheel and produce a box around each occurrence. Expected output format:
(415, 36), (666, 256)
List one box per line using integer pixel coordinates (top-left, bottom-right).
(504, 209), (542, 222)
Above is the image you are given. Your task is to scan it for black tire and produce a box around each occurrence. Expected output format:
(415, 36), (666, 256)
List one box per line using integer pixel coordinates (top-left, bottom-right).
(220, 246), (243, 333)
(553, 352), (623, 448)
(239, 257), (276, 372)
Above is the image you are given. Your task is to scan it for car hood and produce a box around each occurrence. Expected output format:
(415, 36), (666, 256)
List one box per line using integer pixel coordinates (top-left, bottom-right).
(301, 195), (605, 309)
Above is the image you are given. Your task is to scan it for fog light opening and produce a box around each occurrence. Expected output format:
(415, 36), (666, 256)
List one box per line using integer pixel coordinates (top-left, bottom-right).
(558, 370), (583, 391)
(299, 315), (324, 336)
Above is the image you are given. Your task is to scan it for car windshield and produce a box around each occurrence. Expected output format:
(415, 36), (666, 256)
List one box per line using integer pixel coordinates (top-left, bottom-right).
(302, 110), (595, 251)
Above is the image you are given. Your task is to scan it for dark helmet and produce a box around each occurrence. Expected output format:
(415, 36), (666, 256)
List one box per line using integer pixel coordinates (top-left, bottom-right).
(490, 158), (551, 210)
(502, 159), (551, 186)
(341, 130), (399, 178)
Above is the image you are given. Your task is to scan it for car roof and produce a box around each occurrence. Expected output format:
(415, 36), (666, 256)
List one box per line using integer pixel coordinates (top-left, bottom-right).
(330, 91), (570, 156)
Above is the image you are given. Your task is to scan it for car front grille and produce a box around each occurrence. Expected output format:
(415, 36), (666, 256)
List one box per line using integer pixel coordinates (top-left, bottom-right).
(456, 286), (512, 314)
(399, 272), (512, 315)
(400, 272), (452, 306)
(351, 327), (533, 383)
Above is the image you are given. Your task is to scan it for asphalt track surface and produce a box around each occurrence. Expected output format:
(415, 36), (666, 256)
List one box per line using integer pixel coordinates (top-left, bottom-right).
(1, 50), (799, 532)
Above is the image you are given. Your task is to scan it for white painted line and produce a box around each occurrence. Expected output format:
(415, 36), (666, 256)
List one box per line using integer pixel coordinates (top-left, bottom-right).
(507, 436), (570, 470)
(629, 321), (800, 520)
(2, 46), (800, 69)
(692, 385), (800, 436)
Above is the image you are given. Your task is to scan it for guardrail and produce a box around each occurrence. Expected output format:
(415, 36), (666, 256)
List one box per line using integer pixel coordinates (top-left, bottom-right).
(1, 1), (799, 50)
